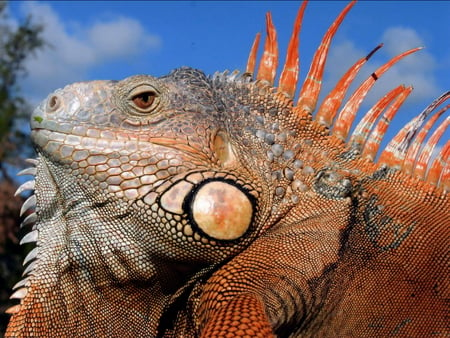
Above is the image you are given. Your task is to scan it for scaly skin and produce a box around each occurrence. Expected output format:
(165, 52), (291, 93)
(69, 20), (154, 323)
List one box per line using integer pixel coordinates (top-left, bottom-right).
(6, 2), (449, 337)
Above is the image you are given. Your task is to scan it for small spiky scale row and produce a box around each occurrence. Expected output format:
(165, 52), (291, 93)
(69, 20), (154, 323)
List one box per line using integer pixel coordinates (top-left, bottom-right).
(5, 159), (40, 316)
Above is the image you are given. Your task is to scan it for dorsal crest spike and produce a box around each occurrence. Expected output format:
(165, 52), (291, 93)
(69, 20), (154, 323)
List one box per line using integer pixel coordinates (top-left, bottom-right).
(414, 115), (449, 181)
(361, 86), (413, 161)
(256, 12), (278, 85)
(350, 84), (405, 152)
(403, 105), (449, 175)
(316, 43), (383, 128)
(439, 142), (450, 191)
(277, 0), (308, 99)
(245, 32), (261, 77)
(379, 91), (450, 171)
(426, 141), (449, 190)
(296, 0), (357, 114)
(332, 47), (422, 141)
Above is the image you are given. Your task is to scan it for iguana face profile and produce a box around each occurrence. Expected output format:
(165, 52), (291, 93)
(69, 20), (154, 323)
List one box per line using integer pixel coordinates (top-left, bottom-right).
(6, 1), (449, 337)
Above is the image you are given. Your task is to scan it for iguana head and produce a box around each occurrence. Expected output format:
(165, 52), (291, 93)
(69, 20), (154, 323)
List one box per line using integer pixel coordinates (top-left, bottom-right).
(7, 1), (448, 336)
(28, 67), (287, 276)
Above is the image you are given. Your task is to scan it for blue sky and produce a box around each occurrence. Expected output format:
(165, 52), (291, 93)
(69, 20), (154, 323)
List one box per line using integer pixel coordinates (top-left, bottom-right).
(7, 1), (450, 146)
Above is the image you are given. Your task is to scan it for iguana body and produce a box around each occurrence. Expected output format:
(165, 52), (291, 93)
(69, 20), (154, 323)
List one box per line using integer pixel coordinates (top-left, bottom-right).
(6, 1), (449, 337)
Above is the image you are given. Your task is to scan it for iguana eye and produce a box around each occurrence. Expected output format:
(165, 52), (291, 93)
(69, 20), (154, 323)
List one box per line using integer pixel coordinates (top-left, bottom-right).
(132, 92), (155, 110)
(128, 84), (159, 113)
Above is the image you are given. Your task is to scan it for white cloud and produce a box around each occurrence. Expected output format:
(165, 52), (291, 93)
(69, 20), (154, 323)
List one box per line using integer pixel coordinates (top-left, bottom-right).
(88, 18), (160, 60)
(382, 27), (424, 56)
(375, 27), (438, 101)
(321, 39), (365, 97)
(320, 26), (440, 112)
(18, 2), (161, 104)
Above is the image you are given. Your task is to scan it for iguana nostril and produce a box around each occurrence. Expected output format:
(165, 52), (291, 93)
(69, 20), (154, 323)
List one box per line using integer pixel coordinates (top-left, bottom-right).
(47, 94), (61, 113)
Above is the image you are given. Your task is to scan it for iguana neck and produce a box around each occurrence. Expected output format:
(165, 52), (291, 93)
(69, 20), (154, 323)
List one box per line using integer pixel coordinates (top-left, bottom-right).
(7, 156), (196, 336)
(10, 272), (168, 336)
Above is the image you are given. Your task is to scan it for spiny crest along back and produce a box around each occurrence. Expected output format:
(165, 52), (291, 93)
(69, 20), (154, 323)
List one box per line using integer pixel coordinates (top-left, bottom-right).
(246, 0), (448, 192)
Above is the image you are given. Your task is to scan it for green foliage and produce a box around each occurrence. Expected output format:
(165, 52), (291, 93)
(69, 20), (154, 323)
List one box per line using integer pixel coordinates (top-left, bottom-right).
(0, 1), (45, 334)
(0, 1), (44, 180)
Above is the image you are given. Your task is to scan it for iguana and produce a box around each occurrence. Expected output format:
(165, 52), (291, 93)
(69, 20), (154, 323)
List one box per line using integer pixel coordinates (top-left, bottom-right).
(5, 1), (449, 337)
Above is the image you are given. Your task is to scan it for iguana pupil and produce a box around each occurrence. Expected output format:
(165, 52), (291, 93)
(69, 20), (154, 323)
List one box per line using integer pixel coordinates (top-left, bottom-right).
(132, 91), (155, 109)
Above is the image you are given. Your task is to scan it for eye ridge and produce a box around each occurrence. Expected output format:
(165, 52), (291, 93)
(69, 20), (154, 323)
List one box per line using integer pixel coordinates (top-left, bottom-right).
(132, 91), (156, 110)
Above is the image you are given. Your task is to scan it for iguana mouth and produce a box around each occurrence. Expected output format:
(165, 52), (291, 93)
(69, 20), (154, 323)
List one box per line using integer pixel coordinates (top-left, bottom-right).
(31, 128), (208, 158)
